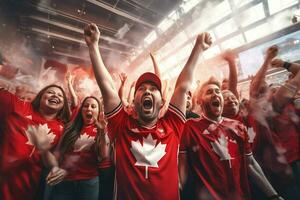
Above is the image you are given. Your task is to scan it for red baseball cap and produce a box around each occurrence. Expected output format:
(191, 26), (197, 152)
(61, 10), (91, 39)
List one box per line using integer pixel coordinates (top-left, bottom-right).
(135, 72), (162, 94)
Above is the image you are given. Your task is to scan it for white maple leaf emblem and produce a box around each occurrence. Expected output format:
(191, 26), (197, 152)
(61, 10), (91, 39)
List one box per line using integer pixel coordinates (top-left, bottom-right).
(210, 134), (233, 168)
(275, 146), (288, 164)
(203, 129), (210, 135)
(208, 124), (217, 132)
(247, 127), (256, 144)
(130, 134), (166, 179)
(25, 124), (56, 156)
(74, 133), (95, 152)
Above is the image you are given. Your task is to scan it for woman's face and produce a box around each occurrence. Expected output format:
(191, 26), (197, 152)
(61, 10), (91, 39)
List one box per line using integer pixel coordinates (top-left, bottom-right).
(81, 98), (99, 125)
(39, 86), (64, 114)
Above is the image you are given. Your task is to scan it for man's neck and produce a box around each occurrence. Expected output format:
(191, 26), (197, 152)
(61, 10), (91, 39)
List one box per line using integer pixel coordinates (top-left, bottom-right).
(203, 113), (222, 123)
(138, 118), (158, 129)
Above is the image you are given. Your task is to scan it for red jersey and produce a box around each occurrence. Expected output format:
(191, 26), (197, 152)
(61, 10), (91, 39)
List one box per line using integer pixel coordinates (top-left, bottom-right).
(62, 124), (99, 180)
(270, 102), (300, 163)
(0, 90), (64, 200)
(180, 116), (252, 200)
(233, 114), (257, 146)
(98, 131), (113, 169)
(106, 103), (185, 200)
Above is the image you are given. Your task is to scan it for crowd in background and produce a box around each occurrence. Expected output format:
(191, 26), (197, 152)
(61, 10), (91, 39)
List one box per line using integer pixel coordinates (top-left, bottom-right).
(0, 23), (299, 200)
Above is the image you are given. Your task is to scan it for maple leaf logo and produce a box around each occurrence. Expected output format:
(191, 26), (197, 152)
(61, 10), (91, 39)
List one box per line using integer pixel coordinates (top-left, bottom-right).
(130, 134), (166, 179)
(74, 133), (95, 152)
(210, 134), (233, 168)
(25, 124), (56, 156)
(247, 127), (256, 144)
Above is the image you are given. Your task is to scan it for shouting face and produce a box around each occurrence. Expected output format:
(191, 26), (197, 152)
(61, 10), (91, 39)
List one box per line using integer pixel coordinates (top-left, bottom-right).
(81, 97), (99, 125)
(199, 84), (223, 121)
(133, 82), (163, 124)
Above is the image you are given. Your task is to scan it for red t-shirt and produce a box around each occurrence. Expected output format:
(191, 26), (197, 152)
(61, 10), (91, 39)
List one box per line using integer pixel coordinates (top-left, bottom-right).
(98, 130), (113, 169)
(270, 102), (300, 163)
(233, 114), (257, 146)
(106, 102), (185, 200)
(180, 116), (252, 200)
(62, 124), (99, 180)
(0, 90), (64, 200)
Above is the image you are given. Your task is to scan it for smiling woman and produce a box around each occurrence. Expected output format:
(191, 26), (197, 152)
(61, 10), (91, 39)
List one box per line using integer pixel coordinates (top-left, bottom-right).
(0, 84), (71, 200)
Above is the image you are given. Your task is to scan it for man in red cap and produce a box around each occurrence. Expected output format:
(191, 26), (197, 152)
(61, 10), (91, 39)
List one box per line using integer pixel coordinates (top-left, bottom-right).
(84, 23), (212, 199)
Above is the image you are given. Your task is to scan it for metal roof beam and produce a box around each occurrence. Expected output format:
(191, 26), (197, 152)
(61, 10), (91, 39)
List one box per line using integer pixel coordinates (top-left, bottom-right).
(86, 0), (155, 28)
(29, 15), (136, 48)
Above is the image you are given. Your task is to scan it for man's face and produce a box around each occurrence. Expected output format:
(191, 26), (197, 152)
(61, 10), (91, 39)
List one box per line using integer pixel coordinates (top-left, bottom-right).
(222, 90), (239, 118)
(133, 82), (163, 123)
(199, 84), (223, 119)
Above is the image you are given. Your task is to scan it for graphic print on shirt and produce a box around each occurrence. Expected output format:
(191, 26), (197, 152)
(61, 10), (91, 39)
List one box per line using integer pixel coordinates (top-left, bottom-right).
(210, 134), (233, 168)
(25, 124), (56, 156)
(247, 127), (256, 144)
(74, 133), (96, 152)
(130, 134), (166, 179)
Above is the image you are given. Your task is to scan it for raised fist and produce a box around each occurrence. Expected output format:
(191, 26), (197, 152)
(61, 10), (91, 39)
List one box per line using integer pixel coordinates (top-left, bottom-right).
(222, 49), (235, 62)
(270, 58), (284, 68)
(84, 23), (100, 47)
(94, 116), (107, 130)
(265, 45), (278, 60)
(66, 72), (74, 84)
(197, 32), (212, 51)
(119, 72), (128, 84)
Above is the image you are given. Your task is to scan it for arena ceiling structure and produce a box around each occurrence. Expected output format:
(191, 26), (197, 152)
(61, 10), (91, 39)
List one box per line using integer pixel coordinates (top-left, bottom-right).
(1, 0), (300, 80)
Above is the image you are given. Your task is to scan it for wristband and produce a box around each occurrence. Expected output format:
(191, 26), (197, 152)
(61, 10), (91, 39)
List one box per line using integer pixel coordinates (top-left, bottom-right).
(282, 62), (291, 71)
(268, 194), (280, 200)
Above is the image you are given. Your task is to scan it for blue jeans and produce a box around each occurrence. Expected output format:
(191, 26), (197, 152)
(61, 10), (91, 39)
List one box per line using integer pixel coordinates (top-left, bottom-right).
(49, 177), (99, 200)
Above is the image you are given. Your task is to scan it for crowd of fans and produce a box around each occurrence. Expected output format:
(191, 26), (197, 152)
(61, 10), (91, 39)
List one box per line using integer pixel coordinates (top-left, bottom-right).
(0, 23), (299, 200)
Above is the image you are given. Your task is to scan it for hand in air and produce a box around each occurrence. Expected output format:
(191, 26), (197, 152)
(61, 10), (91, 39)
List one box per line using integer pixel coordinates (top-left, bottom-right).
(66, 72), (74, 84)
(265, 45), (278, 60)
(84, 23), (100, 47)
(197, 32), (212, 51)
(119, 72), (128, 85)
(222, 49), (235, 63)
(94, 116), (107, 130)
(270, 58), (284, 68)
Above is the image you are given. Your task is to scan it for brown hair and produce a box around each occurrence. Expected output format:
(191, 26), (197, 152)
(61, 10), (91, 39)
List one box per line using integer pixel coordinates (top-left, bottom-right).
(59, 96), (100, 155)
(31, 84), (70, 124)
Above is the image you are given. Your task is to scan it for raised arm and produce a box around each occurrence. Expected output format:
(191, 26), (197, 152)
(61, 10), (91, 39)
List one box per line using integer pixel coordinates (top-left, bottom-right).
(150, 52), (162, 79)
(84, 23), (120, 113)
(250, 45), (278, 98)
(118, 72), (129, 107)
(170, 33), (212, 113)
(66, 72), (79, 108)
(127, 80), (136, 106)
(271, 59), (300, 110)
(222, 50), (239, 98)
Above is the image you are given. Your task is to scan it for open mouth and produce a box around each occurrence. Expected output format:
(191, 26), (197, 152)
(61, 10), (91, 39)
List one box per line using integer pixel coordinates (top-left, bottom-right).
(86, 113), (93, 119)
(142, 97), (153, 109)
(48, 98), (59, 104)
(211, 99), (220, 107)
